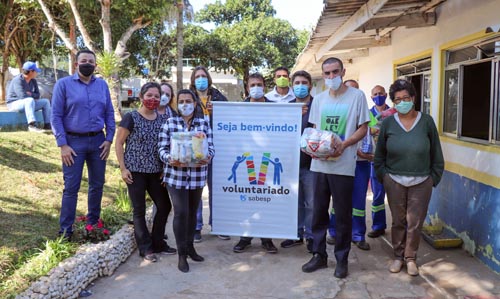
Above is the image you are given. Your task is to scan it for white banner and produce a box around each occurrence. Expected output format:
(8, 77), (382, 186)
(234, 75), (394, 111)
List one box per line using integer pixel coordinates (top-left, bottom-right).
(211, 102), (301, 239)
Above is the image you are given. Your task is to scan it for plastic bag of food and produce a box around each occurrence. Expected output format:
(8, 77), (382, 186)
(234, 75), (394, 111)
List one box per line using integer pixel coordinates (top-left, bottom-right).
(170, 131), (208, 166)
(300, 127), (342, 160)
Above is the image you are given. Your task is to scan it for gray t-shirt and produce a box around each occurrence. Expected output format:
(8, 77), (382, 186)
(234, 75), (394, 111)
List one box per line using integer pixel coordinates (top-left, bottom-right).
(308, 86), (370, 176)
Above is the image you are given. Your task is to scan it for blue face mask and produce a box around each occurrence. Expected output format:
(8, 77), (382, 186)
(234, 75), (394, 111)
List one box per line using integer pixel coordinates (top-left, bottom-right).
(195, 77), (208, 91)
(372, 95), (387, 106)
(249, 86), (264, 99)
(395, 101), (413, 114)
(293, 84), (309, 99)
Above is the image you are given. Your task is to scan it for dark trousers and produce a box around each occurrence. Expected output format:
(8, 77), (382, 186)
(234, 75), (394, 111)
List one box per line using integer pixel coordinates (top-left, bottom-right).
(311, 173), (354, 265)
(128, 172), (171, 256)
(167, 186), (203, 255)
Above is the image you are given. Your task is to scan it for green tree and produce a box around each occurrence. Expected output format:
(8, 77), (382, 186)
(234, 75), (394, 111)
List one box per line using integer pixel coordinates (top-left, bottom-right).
(188, 0), (307, 95)
(34, 0), (175, 114)
(0, 0), (56, 103)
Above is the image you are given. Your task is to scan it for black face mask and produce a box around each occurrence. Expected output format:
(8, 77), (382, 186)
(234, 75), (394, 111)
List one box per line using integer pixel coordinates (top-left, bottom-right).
(79, 63), (95, 77)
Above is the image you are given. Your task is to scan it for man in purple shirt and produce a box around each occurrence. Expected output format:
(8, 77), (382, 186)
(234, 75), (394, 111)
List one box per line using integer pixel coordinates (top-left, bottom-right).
(51, 49), (115, 238)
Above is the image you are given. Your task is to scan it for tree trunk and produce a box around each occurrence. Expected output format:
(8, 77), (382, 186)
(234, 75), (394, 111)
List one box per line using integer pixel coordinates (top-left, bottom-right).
(176, 1), (184, 92)
(0, 0), (15, 104)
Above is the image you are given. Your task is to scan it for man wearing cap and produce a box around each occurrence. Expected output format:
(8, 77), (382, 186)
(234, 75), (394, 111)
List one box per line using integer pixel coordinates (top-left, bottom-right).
(6, 61), (51, 132)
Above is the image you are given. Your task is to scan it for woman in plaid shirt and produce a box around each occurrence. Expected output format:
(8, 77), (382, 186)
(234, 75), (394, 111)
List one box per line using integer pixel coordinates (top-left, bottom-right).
(158, 89), (214, 273)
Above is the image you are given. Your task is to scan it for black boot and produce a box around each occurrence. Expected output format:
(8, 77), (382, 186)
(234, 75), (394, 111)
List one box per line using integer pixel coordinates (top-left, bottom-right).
(187, 246), (205, 262)
(178, 255), (189, 273)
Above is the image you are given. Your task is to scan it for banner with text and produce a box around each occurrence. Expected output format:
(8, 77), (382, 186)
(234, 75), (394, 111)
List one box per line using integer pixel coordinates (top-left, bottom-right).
(211, 102), (301, 239)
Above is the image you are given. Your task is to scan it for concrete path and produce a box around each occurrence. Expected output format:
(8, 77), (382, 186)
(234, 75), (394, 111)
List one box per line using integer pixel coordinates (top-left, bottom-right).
(88, 190), (500, 299)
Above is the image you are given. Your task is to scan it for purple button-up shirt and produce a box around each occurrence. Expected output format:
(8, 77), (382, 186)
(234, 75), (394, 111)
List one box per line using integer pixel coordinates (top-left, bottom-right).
(51, 73), (115, 147)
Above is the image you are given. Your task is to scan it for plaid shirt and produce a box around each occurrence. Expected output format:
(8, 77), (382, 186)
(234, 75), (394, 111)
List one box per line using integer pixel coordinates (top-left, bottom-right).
(159, 116), (214, 189)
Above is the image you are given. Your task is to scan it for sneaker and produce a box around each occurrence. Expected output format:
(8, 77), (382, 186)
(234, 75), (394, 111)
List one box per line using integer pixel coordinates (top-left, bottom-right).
(302, 253), (328, 273)
(352, 240), (371, 250)
(367, 229), (385, 238)
(218, 235), (231, 240)
(280, 238), (303, 248)
(43, 123), (52, 130)
(233, 240), (252, 253)
(157, 245), (177, 255)
(406, 260), (419, 276)
(143, 253), (157, 262)
(262, 241), (278, 253)
(306, 238), (313, 253)
(194, 230), (202, 243)
(326, 235), (336, 245)
(389, 259), (404, 273)
(28, 125), (44, 133)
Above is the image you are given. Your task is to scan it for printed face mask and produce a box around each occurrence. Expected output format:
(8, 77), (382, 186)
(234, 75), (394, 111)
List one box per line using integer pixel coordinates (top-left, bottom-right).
(325, 76), (342, 91)
(195, 77), (208, 91)
(160, 95), (170, 106)
(293, 84), (309, 99)
(78, 63), (95, 77)
(249, 86), (264, 99)
(372, 95), (387, 106)
(143, 98), (160, 110)
(276, 76), (289, 88)
(178, 103), (195, 116)
(395, 101), (413, 114)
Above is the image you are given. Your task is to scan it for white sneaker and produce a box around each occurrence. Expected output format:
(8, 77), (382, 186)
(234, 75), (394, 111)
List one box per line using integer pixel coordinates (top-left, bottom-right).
(28, 125), (44, 133)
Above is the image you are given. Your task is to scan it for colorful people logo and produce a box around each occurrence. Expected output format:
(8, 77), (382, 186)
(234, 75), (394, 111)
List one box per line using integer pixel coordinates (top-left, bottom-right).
(228, 152), (283, 185)
(227, 153), (248, 183)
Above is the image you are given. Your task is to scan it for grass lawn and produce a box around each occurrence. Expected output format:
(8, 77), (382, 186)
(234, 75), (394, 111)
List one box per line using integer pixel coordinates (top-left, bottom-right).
(0, 130), (124, 297)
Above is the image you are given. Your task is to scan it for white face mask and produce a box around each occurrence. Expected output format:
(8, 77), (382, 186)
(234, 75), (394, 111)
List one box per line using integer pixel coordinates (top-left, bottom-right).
(249, 86), (264, 99)
(160, 95), (170, 106)
(178, 103), (194, 116)
(325, 76), (342, 91)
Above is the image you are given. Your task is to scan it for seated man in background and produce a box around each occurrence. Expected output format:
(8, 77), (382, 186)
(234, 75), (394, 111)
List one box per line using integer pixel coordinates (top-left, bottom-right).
(6, 61), (51, 132)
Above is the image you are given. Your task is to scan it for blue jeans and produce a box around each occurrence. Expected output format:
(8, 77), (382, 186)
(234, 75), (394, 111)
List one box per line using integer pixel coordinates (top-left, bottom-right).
(328, 161), (370, 241)
(59, 133), (106, 235)
(7, 97), (51, 124)
(298, 168), (316, 239)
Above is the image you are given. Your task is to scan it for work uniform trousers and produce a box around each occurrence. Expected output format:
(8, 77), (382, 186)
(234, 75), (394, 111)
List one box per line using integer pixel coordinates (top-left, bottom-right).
(329, 160), (370, 241)
(370, 162), (387, 231)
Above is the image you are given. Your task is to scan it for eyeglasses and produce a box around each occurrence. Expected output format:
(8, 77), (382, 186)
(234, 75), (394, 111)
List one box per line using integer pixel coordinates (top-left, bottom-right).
(393, 96), (412, 104)
(323, 69), (342, 76)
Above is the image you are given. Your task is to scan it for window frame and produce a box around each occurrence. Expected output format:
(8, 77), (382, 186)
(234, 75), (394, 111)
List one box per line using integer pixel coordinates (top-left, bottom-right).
(442, 37), (500, 145)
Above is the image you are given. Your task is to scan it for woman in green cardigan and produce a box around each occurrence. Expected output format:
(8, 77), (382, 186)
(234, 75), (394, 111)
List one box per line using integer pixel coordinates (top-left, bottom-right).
(374, 79), (444, 276)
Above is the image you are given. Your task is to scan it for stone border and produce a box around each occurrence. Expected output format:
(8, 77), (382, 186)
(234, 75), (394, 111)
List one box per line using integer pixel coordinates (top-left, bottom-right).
(16, 224), (137, 299)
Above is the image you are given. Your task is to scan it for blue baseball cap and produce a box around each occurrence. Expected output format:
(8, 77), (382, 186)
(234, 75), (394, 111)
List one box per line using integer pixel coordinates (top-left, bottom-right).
(22, 61), (41, 73)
